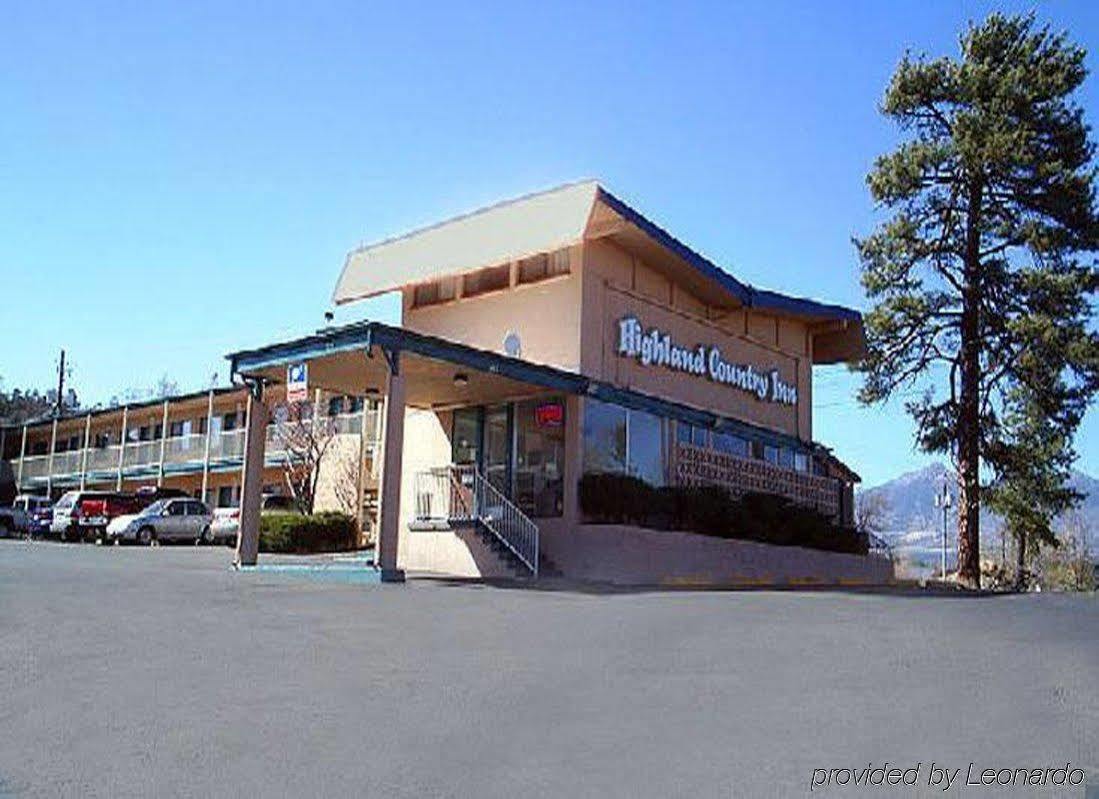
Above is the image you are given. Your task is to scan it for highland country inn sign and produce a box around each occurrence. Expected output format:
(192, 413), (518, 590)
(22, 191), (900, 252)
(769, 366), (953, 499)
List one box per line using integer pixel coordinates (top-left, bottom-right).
(616, 316), (798, 405)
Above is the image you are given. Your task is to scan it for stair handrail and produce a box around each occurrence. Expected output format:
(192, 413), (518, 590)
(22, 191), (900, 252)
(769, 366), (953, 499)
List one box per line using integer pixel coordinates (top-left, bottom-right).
(468, 467), (539, 577)
(416, 463), (539, 576)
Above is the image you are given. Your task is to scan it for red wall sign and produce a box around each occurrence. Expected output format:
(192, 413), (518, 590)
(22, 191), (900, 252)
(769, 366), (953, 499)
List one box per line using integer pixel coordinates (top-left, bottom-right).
(535, 403), (564, 428)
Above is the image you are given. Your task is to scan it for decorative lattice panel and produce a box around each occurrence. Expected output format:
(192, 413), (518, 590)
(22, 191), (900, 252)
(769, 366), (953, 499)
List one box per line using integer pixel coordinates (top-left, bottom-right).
(674, 444), (841, 521)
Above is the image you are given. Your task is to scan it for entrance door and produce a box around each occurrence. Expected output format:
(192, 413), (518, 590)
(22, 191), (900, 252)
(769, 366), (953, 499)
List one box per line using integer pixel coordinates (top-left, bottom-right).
(451, 407), (482, 467)
(483, 404), (511, 496)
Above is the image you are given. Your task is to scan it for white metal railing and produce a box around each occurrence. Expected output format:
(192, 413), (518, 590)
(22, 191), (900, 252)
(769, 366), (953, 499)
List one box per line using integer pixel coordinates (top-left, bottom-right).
(122, 440), (161, 469)
(51, 450), (83, 476)
(265, 412), (377, 456)
(86, 445), (121, 473)
(209, 428), (246, 461)
(163, 433), (207, 464)
(414, 464), (539, 576)
(11, 411), (378, 486)
(19, 455), (50, 481)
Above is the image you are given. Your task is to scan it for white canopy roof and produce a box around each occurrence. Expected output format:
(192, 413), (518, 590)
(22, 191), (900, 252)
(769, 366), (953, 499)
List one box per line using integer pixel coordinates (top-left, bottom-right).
(333, 180), (600, 305)
(330, 179), (864, 362)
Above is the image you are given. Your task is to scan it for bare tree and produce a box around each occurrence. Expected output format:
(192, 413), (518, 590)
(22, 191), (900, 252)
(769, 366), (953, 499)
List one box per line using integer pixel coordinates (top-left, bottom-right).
(111, 374), (181, 406)
(272, 401), (338, 515)
(330, 445), (363, 518)
(855, 491), (890, 538)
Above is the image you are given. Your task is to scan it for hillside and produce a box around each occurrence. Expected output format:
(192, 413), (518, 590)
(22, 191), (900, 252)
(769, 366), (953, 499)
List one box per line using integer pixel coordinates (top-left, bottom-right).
(858, 463), (1098, 552)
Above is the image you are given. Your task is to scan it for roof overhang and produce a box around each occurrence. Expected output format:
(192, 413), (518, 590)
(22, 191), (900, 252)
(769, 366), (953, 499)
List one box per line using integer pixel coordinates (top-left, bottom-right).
(332, 181), (600, 306)
(330, 180), (865, 364)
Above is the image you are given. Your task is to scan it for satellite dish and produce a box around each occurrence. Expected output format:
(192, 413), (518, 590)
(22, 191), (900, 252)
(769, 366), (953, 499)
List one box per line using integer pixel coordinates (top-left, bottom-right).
(503, 331), (522, 358)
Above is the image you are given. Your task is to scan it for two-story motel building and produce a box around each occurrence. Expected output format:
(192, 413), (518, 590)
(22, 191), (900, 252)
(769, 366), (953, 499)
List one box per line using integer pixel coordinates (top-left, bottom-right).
(221, 181), (884, 584)
(1, 386), (381, 529)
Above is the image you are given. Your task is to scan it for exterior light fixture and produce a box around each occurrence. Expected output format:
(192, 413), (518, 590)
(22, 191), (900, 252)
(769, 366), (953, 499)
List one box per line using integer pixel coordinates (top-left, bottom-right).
(453, 373), (469, 388)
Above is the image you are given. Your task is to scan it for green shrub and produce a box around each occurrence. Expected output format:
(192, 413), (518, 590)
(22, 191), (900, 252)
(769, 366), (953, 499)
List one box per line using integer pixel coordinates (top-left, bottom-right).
(258, 511), (360, 554)
(578, 473), (868, 556)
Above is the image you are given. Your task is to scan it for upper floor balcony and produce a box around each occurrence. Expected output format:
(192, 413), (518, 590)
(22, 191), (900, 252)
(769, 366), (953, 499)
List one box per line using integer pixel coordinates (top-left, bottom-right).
(8, 410), (378, 489)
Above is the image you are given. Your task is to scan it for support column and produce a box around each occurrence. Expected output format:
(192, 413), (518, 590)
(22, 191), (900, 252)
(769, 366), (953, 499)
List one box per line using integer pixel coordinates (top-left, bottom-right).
(562, 394), (583, 526)
(354, 398), (369, 544)
(79, 414), (92, 490)
(115, 407), (129, 491)
(371, 399), (384, 479)
(376, 349), (406, 582)
(200, 389), (215, 502)
(46, 419), (58, 496)
(156, 399), (170, 487)
(16, 424), (27, 489)
(235, 383), (267, 567)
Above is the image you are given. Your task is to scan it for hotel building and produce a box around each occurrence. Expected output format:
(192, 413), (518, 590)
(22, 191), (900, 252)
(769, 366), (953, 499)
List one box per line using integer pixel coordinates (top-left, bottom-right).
(221, 181), (885, 584)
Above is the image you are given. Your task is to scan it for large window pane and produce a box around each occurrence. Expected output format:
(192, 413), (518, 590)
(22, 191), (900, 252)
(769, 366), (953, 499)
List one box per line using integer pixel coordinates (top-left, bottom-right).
(628, 411), (666, 486)
(713, 431), (748, 457)
(583, 400), (627, 474)
(514, 399), (565, 517)
(452, 408), (481, 466)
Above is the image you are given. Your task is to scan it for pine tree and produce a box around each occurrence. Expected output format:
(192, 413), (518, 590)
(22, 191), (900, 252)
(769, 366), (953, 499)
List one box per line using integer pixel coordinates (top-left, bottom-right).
(856, 13), (1099, 588)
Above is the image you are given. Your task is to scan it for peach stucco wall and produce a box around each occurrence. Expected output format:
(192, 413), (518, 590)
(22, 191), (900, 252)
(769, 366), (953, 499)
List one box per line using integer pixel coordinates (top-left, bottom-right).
(402, 244), (584, 373)
(580, 239), (814, 440)
(396, 237), (816, 444)
(538, 519), (894, 587)
(393, 407), (523, 578)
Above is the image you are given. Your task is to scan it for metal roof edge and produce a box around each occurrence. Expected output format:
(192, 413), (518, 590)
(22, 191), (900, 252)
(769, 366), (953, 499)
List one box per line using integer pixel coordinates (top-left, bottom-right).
(595, 186), (861, 324)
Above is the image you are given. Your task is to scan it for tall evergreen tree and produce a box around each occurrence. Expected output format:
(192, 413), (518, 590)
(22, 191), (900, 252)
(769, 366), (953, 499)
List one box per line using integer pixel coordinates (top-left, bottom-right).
(856, 13), (1099, 588)
(986, 385), (1081, 589)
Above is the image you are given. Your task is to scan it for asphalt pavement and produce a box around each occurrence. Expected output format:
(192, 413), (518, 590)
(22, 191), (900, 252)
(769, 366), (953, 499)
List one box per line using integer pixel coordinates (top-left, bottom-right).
(1, 539), (1096, 798)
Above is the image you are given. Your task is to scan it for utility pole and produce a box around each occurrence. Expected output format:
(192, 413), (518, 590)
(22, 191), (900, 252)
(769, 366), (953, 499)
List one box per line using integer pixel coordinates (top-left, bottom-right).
(934, 478), (953, 581)
(55, 349), (66, 418)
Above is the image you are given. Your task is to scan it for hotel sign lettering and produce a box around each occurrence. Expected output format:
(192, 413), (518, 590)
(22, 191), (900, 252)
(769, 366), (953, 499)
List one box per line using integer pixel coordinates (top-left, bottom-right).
(616, 316), (797, 405)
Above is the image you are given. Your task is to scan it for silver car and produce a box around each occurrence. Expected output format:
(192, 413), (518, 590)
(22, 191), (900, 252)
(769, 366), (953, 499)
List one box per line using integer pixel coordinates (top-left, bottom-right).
(107, 498), (214, 545)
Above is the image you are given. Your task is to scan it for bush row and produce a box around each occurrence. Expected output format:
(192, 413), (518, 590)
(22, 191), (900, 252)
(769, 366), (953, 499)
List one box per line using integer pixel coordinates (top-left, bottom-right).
(578, 473), (868, 556)
(258, 511), (360, 554)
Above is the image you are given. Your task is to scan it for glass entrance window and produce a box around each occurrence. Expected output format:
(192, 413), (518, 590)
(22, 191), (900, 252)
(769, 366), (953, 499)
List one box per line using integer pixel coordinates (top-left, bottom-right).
(582, 400), (627, 474)
(452, 408), (481, 465)
(514, 399), (565, 517)
(582, 400), (669, 487)
(483, 405), (510, 496)
(627, 410), (666, 486)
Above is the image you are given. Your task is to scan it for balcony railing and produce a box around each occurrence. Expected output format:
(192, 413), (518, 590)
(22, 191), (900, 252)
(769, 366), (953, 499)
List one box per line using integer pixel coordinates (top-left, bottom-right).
(9, 412), (376, 486)
(208, 428), (246, 461)
(86, 445), (121, 474)
(163, 433), (207, 465)
(123, 440), (161, 469)
(51, 450), (84, 476)
(18, 455), (50, 481)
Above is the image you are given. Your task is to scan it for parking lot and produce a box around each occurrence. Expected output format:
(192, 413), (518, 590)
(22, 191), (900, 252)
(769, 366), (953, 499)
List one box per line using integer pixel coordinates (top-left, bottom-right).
(1, 540), (1097, 797)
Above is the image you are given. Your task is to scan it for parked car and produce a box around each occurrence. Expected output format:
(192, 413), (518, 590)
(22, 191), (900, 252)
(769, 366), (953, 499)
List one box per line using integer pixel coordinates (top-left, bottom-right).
(0, 495), (51, 537)
(50, 491), (111, 541)
(75, 493), (142, 543)
(1, 495), (53, 538)
(210, 508), (242, 545)
(132, 486), (189, 509)
(208, 494), (298, 545)
(107, 498), (214, 545)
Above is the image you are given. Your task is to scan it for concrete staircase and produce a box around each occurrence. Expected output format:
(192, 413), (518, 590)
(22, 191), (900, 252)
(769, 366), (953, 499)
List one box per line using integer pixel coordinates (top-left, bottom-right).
(467, 521), (562, 578)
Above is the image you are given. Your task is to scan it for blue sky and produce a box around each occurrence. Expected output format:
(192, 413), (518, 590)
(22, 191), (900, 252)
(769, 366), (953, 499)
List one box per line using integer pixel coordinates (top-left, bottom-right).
(1, 0), (1096, 487)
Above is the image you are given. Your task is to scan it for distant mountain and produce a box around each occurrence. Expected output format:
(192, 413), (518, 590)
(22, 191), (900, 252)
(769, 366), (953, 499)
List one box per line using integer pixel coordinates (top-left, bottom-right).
(858, 463), (1099, 552)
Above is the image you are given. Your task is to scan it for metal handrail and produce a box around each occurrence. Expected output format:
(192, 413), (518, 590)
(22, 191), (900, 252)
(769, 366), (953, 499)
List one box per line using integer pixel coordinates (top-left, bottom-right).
(414, 464), (539, 576)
